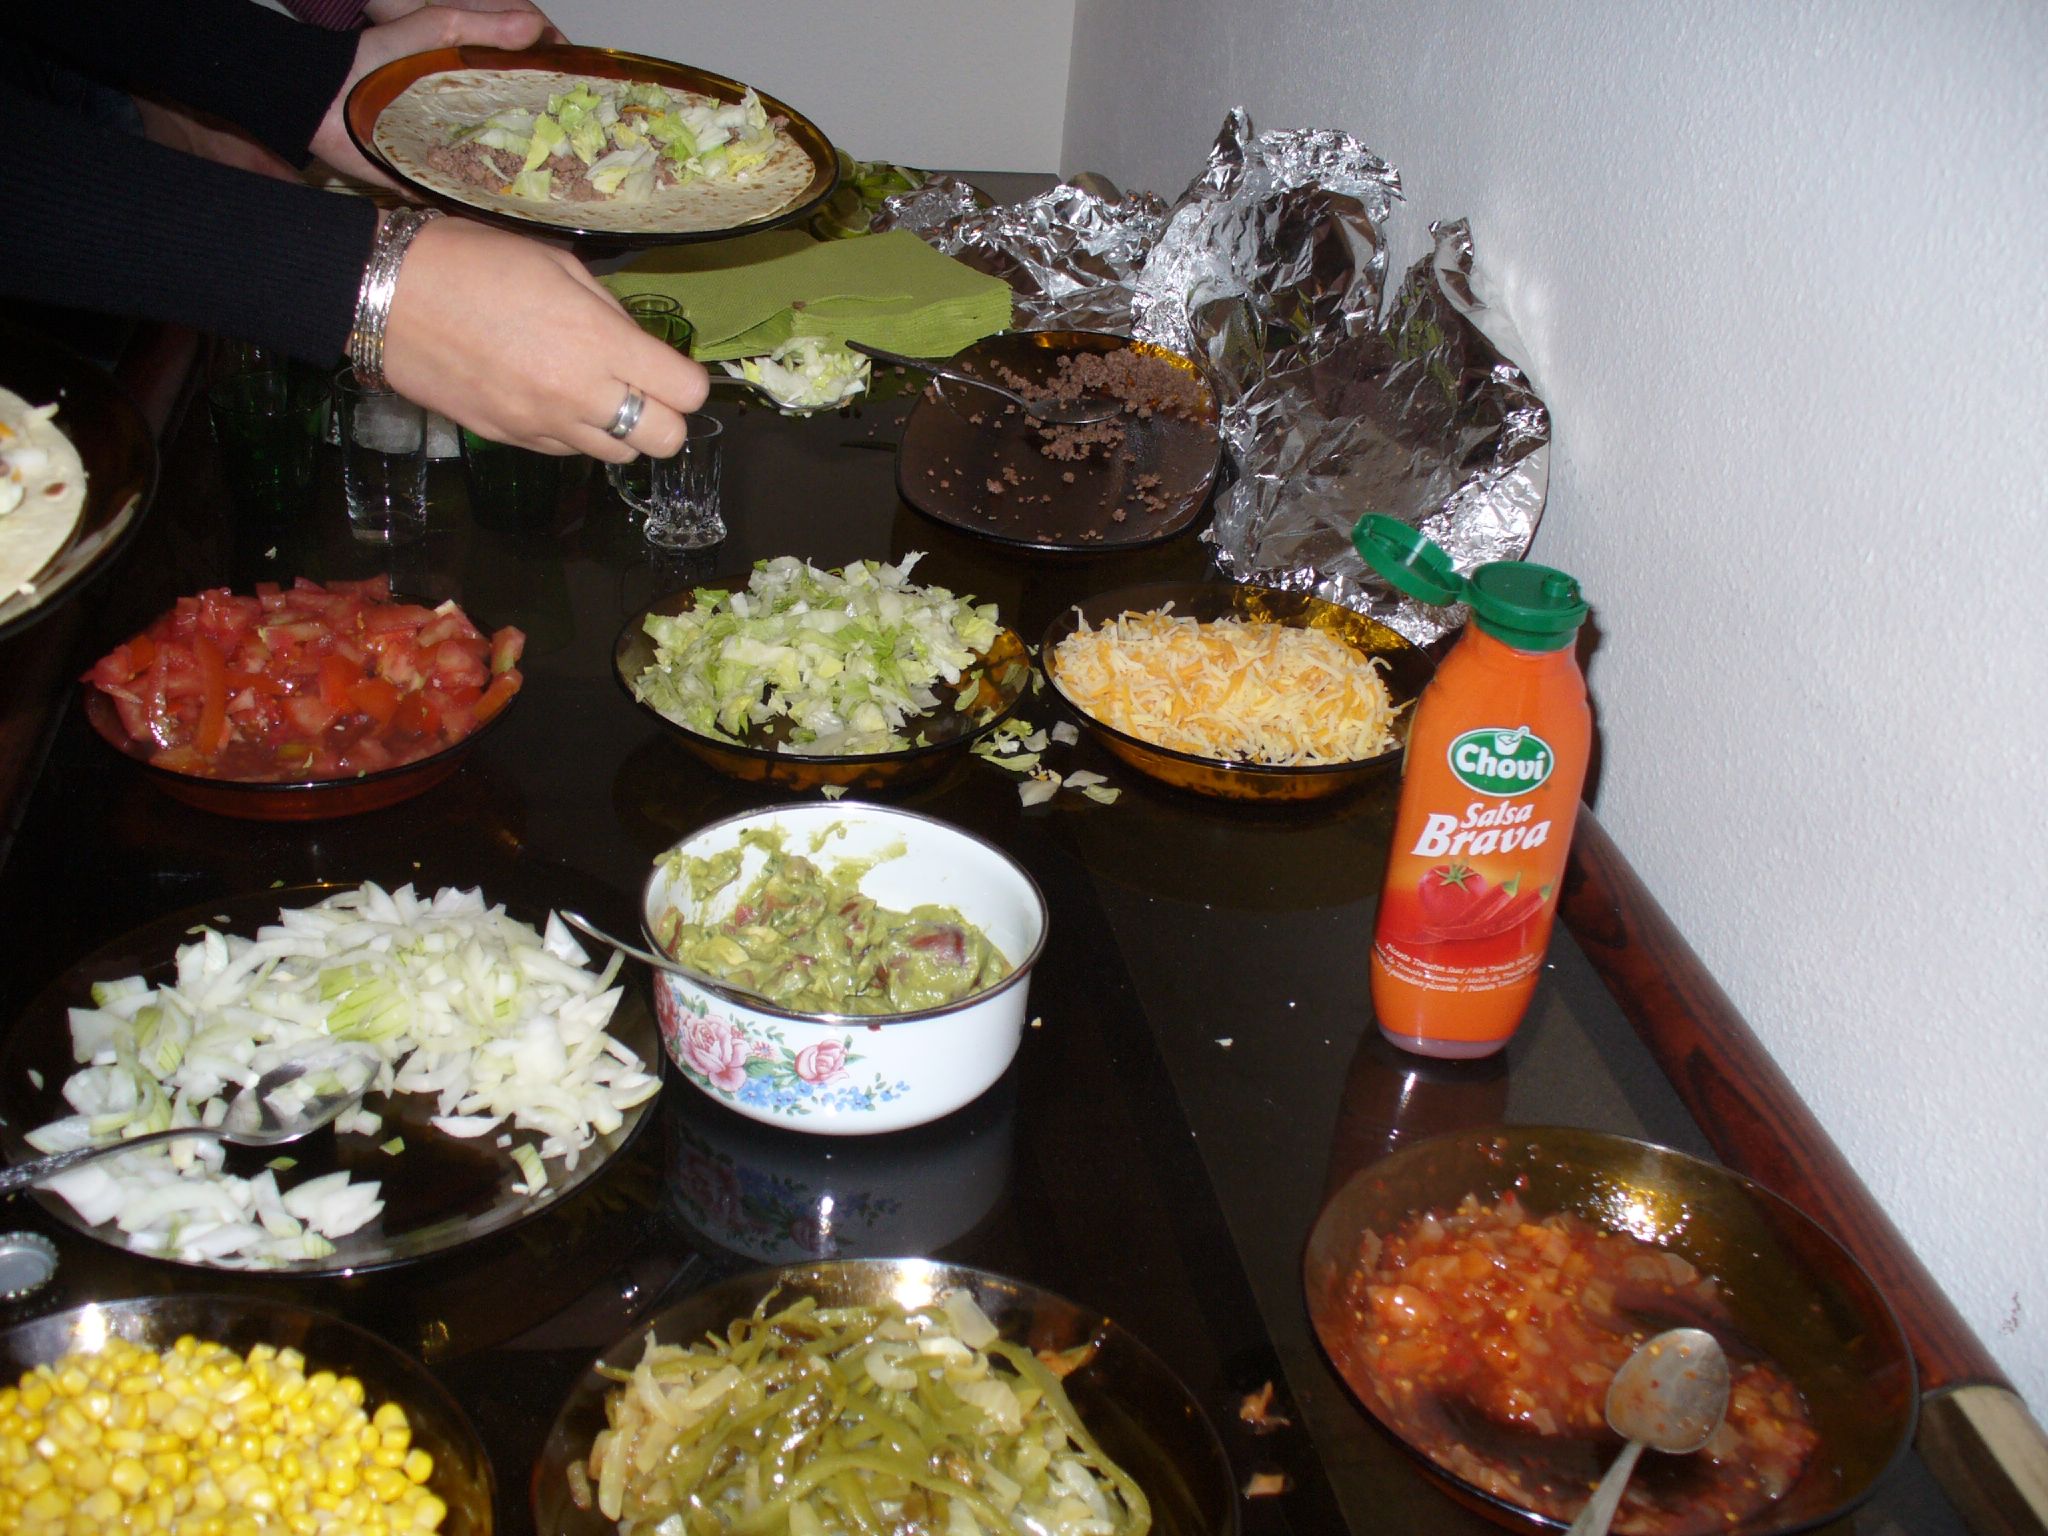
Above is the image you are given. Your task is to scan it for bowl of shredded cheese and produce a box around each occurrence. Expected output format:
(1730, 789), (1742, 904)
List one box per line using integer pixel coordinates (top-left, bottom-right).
(1042, 581), (1432, 802)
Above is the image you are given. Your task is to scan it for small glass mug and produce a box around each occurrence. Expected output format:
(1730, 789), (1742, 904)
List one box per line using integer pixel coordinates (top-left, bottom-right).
(608, 416), (725, 550)
(622, 292), (694, 354)
(334, 371), (428, 544)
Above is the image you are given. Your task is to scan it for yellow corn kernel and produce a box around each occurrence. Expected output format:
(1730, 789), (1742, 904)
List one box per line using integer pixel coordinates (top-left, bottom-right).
(371, 1441), (407, 1469)
(400, 1449), (431, 1485)
(363, 1466), (408, 1503)
(108, 1455), (150, 1498)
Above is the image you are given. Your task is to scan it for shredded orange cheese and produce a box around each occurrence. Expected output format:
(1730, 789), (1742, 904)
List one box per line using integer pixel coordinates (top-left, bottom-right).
(1050, 608), (1401, 765)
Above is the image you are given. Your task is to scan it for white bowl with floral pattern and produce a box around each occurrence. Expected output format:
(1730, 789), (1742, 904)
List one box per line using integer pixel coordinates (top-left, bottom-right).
(639, 803), (1048, 1135)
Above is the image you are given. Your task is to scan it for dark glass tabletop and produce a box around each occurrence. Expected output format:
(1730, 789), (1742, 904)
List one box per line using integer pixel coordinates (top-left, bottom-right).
(0, 374), (1965, 1535)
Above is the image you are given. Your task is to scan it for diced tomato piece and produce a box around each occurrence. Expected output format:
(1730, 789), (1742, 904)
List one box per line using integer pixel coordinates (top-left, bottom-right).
(347, 675), (401, 727)
(361, 603), (438, 635)
(284, 693), (342, 736)
(389, 690), (442, 742)
(475, 671), (521, 724)
(372, 635), (424, 689)
(415, 608), (482, 649)
(489, 626), (526, 675)
(83, 634), (156, 689)
(430, 641), (489, 692)
(427, 686), (476, 739)
(317, 655), (359, 711)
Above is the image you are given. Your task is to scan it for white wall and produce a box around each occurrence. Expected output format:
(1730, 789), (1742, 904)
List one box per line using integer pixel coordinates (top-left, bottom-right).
(547, 0), (1073, 171)
(1065, 0), (2048, 1406)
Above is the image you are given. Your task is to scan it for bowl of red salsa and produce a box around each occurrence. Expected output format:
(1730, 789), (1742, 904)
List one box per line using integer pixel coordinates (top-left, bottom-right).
(1304, 1127), (1915, 1535)
(81, 575), (524, 820)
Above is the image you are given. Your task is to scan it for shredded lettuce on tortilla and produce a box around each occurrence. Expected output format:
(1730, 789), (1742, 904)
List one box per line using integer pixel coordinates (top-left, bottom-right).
(447, 78), (780, 204)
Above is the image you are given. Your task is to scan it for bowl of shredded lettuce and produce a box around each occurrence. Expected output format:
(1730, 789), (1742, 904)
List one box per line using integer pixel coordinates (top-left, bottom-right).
(615, 554), (1031, 790)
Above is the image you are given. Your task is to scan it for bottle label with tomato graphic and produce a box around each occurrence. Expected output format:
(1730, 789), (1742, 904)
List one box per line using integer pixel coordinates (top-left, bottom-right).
(1372, 699), (1586, 1052)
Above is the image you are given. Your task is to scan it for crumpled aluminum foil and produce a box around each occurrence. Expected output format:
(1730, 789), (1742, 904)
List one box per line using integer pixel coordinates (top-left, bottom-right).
(885, 109), (1550, 646)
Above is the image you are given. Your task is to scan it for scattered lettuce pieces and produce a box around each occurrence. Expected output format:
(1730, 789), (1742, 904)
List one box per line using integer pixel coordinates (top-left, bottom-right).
(724, 338), (870, 413)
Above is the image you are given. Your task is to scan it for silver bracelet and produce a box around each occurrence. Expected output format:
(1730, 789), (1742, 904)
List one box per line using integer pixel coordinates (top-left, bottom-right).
(347, 206), (444, 389)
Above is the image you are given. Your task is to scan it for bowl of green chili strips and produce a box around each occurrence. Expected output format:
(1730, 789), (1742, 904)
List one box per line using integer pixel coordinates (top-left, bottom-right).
(534, 1257), (1238, 1536)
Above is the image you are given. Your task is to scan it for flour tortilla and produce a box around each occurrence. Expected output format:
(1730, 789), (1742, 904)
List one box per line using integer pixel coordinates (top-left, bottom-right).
(374, 68), (819, 234)
(0, 386), (87, 597)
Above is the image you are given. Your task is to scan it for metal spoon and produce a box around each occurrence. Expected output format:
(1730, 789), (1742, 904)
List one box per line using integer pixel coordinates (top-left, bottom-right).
(0, 1044), (378, 1196)
(559, 910), (776, 1008)
(845, 340), (1122, 425)
(1564, 1327), (1731, 1536)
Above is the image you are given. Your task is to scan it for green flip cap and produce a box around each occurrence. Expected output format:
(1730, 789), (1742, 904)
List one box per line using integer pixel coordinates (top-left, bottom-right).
(1352, 513), (1588, 652)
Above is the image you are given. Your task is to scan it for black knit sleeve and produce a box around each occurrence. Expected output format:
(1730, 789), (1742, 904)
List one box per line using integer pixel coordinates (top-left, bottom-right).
(0, 83), (379, 365)
(8, 0), (359, 164)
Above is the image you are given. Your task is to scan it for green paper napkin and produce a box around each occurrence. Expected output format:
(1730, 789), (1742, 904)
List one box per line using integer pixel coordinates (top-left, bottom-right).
(604, 229), (1013, 362)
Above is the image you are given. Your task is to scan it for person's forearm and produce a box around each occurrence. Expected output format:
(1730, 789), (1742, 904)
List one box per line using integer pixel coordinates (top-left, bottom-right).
(7, 0), (357, 163)
(0, 88), (376, 363)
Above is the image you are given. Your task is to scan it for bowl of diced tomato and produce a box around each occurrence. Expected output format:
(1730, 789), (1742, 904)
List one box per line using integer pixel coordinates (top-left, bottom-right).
(80, 575), (524, 820)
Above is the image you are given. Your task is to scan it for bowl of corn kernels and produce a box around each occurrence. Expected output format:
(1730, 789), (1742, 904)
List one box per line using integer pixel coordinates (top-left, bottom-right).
(0, 1294), (493, 1534)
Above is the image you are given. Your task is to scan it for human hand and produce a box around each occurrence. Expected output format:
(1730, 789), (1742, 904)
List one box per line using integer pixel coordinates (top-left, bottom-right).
(381, 217), (710, 460)
(311, 5), (548, 186)
(361, 0), (563, 40)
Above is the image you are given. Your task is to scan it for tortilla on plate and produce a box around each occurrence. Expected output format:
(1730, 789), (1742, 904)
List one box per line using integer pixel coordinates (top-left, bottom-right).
(0, 386), (87, 598)
(373, 68), (818, 234)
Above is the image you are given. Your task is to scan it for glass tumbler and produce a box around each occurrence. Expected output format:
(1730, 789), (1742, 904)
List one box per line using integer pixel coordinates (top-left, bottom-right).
(335, 372), (428, 544)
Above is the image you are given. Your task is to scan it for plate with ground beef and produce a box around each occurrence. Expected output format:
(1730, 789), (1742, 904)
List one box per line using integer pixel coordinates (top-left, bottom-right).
(894, 331), (1222, 553)
(345, 44), (837, 244)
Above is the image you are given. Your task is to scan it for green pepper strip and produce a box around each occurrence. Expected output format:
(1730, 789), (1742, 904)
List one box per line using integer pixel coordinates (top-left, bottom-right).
(989, 1339), (1153, 1534)
(722, 1450), (1009, 1535)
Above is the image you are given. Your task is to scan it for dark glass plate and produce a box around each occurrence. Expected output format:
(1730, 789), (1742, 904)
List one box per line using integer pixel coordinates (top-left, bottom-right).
(0, 321), (157, 644)
(614, 581), (1031, 792)
(532, 1257), (1239, 1536)
(0, 882), (661, 1275)
(79, 590), (522, 822)
(0, 1295), (495, 1534)
(896, 331), (1223, 552)
(81, 678), (519, 822)
(344, 44), (837, 246)
(1042, 580), (1433, 802)
(1304, 1127), (1916, 1535)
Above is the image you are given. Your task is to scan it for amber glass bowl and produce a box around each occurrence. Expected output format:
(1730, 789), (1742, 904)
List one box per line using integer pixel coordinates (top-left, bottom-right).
(1041, 580), (1433, 803)
(0, 1295), (494, 1534)
(1304, 1127), (1915, 1534)
(615, 585), (1031, 792)
(532, 1258), (1237, 1536)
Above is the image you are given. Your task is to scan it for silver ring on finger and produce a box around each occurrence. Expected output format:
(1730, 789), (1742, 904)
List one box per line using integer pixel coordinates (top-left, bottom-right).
(605, 386), (647, 440)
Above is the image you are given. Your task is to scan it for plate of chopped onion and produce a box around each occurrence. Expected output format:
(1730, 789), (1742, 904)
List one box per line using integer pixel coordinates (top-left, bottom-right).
(534, 1257), (1237, 1536)
(0, 878), (662, 1272)
(1041, 581), (1434, 802)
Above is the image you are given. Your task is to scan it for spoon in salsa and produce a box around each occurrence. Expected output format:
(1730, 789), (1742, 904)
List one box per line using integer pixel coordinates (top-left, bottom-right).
(1564, 1327), (1731, 1536)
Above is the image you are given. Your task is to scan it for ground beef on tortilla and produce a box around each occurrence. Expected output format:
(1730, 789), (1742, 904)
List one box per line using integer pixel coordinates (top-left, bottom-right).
(425, 141), (523, 192)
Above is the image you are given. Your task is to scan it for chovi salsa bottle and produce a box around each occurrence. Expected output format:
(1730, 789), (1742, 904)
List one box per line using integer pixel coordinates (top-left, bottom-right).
(1352, 515), (1592, 1058)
